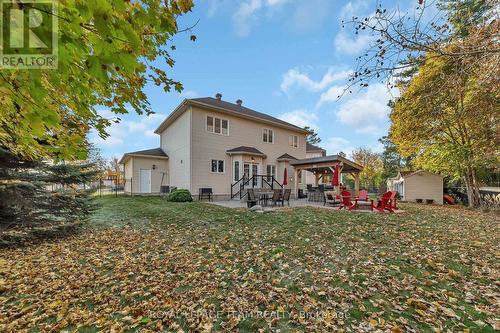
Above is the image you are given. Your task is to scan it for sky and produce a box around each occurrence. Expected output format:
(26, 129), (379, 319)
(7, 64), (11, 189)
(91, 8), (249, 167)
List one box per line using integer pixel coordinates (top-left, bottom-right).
(90, 0), (407, 160)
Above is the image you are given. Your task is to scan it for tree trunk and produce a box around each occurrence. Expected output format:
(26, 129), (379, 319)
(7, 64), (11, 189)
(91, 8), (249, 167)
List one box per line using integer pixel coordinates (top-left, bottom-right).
(464, 167), (481, 207)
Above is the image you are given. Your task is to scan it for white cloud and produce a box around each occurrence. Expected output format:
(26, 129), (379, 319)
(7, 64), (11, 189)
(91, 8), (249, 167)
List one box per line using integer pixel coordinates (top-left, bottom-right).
(336, 83), (397, 134)
(323, 137), (355, 156)
(316, 85), (345, 108)
(232, 0), (288, 36)
(89, 111), (165, 148)
(179, 90), (198, 99)
(280, 67), (351, 93)
(334, 31), (373, 55)
(278, 110), (319, 130)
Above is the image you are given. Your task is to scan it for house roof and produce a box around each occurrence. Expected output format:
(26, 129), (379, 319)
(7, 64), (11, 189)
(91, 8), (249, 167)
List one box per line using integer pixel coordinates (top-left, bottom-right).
(306, 142), (325, 152)
(154, 97), (310, 134)
(226, 146), (266, 157)
(290, 155), (363, 172)
(118, 148), (168, 164)
(276, 153), (297, 161)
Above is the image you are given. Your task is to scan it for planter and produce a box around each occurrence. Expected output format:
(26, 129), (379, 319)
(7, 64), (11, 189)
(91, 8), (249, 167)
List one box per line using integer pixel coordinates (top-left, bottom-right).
(416, 199), (423, 203)
(426, 199), (434, 204)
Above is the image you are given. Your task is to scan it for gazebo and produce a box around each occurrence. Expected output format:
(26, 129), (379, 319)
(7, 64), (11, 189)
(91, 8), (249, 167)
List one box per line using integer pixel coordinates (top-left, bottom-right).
(290, 155), (363, 196)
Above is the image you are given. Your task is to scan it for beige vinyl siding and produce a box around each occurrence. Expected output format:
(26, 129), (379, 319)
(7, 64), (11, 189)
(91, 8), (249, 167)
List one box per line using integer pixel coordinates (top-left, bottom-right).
(160, 109), (191, 190)
(190, 106), (307, 195)
(404, 172), (443, 204)
(124, 159), (133, 193)
(127, 157), (168, 194)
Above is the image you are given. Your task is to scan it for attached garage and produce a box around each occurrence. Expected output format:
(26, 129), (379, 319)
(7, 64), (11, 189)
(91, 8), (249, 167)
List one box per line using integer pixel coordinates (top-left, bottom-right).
(387, 170), (444, 205)
(119, 148), (169, 194)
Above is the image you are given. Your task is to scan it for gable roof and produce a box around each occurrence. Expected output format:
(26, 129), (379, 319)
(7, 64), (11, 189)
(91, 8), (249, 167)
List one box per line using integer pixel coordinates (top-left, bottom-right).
(306, 142), (325, 152)
(277, 153), (297, 161)
(154, 97), (310, 134)
(226, 146), (266, 157)
(118, 148), (168, 164)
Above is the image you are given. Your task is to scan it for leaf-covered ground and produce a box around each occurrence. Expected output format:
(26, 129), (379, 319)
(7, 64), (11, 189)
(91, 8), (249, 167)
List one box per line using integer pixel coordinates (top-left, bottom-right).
(1, 196), (499, 332)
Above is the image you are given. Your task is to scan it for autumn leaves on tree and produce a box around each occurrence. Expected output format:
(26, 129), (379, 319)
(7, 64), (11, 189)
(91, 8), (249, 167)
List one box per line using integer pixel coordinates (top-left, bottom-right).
(343, 0), (499, 206)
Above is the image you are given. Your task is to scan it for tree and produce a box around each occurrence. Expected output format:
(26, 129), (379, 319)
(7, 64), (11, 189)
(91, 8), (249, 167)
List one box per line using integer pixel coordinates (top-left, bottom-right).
(390, 53), (498, 207)
(350, 147), (384, 191)
(304, 126), (322, 145)
(379, 135), (414, 180)
(0, 0), (195, 161)
(0, 148), (99, 235)
(340, 0), (498, 94)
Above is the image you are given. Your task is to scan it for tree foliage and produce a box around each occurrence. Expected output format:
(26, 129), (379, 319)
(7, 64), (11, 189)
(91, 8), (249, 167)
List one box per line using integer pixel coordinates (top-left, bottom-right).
(0, 0), (195, 161)
(350, 147), (384, 191)
(390, 53), (499, 206)
(341, 0), (498, 93)
(379, 135), (413, 179)
(0, 148), (99, 235)
(304, 126), (322, 145)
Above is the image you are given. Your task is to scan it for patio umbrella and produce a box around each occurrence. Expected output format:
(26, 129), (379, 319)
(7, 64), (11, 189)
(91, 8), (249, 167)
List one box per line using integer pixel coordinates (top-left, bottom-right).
(282, 167), (288, 186)
(332, 164), (340, 187)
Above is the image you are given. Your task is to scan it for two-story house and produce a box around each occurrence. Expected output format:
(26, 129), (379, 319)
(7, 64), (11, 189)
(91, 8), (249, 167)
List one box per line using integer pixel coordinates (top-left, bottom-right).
(119, 94), (316, 199)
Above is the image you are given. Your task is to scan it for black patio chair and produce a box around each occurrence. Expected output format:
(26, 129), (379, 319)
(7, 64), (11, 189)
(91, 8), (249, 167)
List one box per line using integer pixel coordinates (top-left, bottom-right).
(246, 189), (258, 208)
(271, 189), (282, 206)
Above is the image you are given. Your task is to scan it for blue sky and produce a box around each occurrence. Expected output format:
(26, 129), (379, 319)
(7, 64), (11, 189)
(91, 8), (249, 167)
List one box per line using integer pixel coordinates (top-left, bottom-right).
(90, 0), (404, 160)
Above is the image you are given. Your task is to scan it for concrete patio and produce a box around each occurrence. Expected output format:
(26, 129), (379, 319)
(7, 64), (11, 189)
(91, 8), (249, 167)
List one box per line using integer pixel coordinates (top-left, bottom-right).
(206, 198), (403, 213)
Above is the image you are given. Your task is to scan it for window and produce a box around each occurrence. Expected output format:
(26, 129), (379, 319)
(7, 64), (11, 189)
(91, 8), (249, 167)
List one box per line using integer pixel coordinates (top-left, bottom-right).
(234, 161), (240, 181)
(289, 135), (298, 148)
(207, 116), (214, 132)
(263, 128), (274, 143)
(266, 164), (276, 181)
(207, 115), (228, 135)
(211, 159), (225, 173)
(222, 119), (228, 135)
(298, 170), (303, 184)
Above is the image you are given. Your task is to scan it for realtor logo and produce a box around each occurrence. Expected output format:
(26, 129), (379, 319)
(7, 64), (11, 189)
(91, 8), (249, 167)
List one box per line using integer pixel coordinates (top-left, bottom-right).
(1, 0), (58, 69)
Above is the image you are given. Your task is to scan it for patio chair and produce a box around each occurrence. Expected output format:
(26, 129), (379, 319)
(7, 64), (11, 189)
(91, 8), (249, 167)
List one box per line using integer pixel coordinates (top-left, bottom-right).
(282, 189), (291, 206)
(371, 191), (396, 213)
(246, 189), (258, 208)
(357, 189), (368, 202)
(271, 189), (282, 206)
(338, 190), (356, 210)
(324, 191), (340, 206)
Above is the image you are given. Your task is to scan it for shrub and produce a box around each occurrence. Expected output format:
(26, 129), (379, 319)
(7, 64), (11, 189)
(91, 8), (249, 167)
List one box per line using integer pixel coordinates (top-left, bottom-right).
(166, 189), (193, 202)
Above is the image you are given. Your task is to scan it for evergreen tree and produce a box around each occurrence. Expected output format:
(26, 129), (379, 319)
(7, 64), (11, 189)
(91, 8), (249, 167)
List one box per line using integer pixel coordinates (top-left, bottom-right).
(0, 148), (99, 235)
(304, 126), (322, 145)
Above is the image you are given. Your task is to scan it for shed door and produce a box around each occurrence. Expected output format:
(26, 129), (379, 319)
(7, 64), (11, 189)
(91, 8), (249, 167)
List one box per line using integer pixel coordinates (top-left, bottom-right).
(139, 169), (151, 193)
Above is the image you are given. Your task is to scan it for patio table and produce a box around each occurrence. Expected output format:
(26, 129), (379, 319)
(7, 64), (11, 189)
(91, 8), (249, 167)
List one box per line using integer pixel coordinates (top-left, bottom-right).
(259, 191), (274, 206)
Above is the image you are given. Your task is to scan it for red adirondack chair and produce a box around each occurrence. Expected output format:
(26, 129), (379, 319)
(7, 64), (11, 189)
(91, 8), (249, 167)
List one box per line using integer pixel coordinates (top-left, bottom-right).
(371, 191), (397, 213)
(338, 190), (356, 211)
(357, 189), (369, 202)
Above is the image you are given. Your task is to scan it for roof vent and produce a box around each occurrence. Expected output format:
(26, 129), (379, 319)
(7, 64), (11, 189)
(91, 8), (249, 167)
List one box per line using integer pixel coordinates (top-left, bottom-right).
(215, 93), (222, 100)
(236, 99), (243, 106)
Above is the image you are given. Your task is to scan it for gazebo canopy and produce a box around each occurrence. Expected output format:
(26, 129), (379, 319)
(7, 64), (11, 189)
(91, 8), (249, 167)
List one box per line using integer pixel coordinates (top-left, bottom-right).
(290, 155), (363, 173)
(289, 155), (363, 195)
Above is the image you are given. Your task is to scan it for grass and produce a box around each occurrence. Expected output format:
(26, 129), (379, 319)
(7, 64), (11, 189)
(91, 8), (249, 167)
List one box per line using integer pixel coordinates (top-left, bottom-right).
(1, 196), (498, 332)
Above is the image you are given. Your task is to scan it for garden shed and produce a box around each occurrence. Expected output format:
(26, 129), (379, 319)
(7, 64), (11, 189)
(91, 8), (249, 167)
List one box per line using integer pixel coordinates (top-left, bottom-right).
(387, 170), (444, 204)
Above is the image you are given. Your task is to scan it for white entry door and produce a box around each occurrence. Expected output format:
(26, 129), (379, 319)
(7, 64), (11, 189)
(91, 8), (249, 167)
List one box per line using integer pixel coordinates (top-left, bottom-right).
(139, 169), (151, 193)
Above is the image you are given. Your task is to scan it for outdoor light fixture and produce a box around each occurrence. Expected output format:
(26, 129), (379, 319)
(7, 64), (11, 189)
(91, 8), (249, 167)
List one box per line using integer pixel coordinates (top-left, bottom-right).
(251, 157), (255, 161)
(152, 164), (156, 170)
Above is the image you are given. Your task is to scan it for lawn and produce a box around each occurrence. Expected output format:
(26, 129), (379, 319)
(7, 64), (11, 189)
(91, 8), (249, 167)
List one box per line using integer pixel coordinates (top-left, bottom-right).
(1, 197), (498, 332)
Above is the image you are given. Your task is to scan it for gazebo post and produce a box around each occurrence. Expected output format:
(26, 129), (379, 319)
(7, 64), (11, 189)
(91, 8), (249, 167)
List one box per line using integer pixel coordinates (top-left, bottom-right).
(293, 168), (298, 199)
(315, 172), (319, 186)
(354, 172), (360, 196)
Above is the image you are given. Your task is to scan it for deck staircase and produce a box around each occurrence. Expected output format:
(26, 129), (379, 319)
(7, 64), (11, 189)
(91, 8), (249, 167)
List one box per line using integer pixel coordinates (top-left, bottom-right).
(230, 175), (283, 199)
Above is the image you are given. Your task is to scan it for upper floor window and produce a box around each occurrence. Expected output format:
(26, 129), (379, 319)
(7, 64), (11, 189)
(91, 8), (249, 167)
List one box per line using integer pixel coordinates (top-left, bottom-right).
(263, 128), (274, 143)
(289, 135), (299, 148)
(211, 159), (225, 173)
(207, 115), (228, 136)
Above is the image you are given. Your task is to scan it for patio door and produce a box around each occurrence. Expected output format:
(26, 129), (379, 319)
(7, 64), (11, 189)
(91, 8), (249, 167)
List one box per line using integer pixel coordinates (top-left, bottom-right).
(139, 169), (151, 193)
(243, 163), (259, 187)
